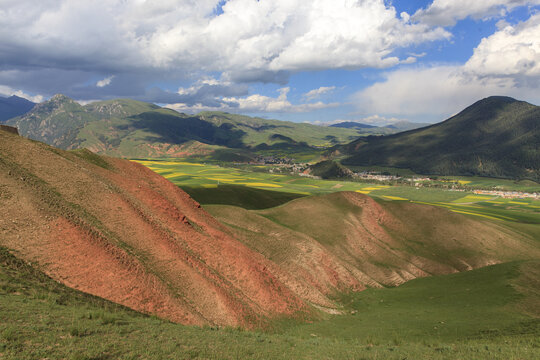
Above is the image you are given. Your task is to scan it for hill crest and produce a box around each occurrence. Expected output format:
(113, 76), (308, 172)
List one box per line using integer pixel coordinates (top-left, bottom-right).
(341, 96), (540, 180)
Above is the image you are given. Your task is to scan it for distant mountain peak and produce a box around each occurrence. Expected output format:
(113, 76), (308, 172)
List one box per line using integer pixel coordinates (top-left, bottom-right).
(7, 95), (26, 101)
(330, 121), (376, 129)
(481, 95), (518, 102)
(50, 93), (74, 102)
(0, 94), (36, 122)
(461, 96), (521, 112)
(84, 98), (160, 118)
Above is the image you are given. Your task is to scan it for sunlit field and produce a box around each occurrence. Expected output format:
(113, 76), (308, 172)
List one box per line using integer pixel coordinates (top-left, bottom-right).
(133, 159), (540, 224)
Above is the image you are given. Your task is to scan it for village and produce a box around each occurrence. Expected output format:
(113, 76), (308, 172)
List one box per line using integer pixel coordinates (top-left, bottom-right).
(472, 189), (540, 200)
(252, 157), (540, 199)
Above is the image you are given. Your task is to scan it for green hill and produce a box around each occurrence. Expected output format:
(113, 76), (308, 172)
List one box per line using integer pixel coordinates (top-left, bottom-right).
(181, 184), (306, 209)
(330, 120), (427, 132)
(341, 96), (540, 181)
(330, 121), (377, 129)
(199, 111), (368, 148)
(308, 159), (352, 179)
(7, 95), (369, 158)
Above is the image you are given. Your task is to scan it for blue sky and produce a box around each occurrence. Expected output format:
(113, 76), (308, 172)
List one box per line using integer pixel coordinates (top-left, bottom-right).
(1, 1), (539, 125)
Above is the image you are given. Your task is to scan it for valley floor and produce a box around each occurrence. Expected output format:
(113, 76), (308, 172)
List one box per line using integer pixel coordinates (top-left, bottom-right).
(135, 158), (540, 225)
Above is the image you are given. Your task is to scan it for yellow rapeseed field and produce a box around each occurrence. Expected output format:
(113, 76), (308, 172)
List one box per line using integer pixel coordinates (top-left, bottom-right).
(237, 182), (283, 188)
(383, 195), (408, 201)
(163, 172), (189, 178)
(508, 201), (528, 205)
(450, 209), (502, 220)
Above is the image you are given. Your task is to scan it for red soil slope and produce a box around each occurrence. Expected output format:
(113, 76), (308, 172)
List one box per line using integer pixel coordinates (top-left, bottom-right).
(0, 130), (307, 326)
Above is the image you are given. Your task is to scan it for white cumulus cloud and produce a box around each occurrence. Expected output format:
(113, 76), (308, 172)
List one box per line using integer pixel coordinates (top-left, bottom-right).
(96, 76), (114, 88)
(353, 65), (539, 121)
(352, 12), (540, 121)
(0, 0), (450, 80)
(303, 86), (336, 100)
(464, 13), (540, 78)
(0, 85), (44, 103)
(412, 0), (540, 26)
(168, 87), (339, 114)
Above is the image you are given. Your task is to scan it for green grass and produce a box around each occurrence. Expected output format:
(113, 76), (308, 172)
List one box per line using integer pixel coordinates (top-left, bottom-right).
(439, 176), (540, 192)
(279, 261), (537, 341)
(1, 247), (538, 359)
(182, 184), (305, 210)
(132, 159), (394, 195)
(345, 165), (421, 176)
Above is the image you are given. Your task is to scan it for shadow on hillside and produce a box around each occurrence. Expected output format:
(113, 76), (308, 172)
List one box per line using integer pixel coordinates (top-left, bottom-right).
(240, 123), (292, 131)
(128, 111), (318, 152)
(128, 111), (248, 148)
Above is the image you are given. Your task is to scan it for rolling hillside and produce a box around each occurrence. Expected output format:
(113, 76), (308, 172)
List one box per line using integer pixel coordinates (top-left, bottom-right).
(341, 96), (540, 181)
(330, 120), (427, 132)
(2, 128), (539, 328)
(6, 95), (368, 158)
(330, 121), (377, 129)
(207, 192), (540, 292)
(384, 120), (428, 131)
(0, 128), (311, 327)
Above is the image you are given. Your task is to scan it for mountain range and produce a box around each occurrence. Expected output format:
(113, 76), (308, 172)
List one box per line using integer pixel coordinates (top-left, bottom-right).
(341, 96), (540, 181)
(0, 95), (35, 122)
(4, 94), (539, 181)
(5, 94), (383, 158)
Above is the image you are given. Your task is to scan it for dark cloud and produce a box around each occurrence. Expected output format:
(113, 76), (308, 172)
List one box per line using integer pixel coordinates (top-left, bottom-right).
(227, 70), (291, 85)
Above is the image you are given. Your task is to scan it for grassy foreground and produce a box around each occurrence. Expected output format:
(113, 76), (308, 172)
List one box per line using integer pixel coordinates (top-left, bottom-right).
(1, 247), (538, 359)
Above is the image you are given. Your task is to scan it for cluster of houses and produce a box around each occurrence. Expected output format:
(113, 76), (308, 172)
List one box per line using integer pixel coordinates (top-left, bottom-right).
(353, 172), (401, 182)
(473, 189), (540, 200)
(250, 159), (539, 199)
(254, 155), (294, 165)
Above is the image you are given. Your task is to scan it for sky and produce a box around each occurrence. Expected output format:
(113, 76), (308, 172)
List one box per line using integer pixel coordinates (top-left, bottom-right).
(1, 0), (539, 125)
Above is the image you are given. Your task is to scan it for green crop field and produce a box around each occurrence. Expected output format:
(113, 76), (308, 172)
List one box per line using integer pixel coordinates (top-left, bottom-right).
(133, 159), (540, 224)
(436, 176), (540, 192)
